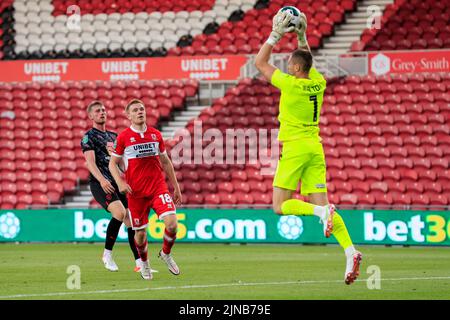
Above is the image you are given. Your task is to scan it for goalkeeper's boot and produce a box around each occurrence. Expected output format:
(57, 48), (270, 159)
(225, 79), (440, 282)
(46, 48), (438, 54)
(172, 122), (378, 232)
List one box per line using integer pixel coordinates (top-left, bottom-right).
(321, 204), (336, 238)
(345, 251), (363, 285)
(158, 250), (180, 275)
(102, 254), (119, 272)
(140, 260), (153, 280)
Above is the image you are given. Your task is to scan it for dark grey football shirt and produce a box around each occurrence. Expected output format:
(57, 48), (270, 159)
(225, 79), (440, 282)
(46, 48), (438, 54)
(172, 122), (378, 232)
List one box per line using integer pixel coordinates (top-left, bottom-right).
(80, 127), (117, 183)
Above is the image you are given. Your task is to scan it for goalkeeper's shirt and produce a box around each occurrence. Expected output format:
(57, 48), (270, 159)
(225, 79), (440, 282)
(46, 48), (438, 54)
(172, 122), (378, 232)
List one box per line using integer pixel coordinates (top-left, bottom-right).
(271, 67), (326, 142)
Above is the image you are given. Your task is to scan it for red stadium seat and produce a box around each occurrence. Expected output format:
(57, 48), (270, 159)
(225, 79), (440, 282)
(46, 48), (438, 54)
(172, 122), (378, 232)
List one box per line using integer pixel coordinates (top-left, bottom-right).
(48, 183), (64, 203)
(250, 192), (271, 205)
(1, 194), (17, 209)
(392, 193), (412, 205)
(332, 181), (350, 193)
(197, 170), (215, 182)
(188, 194), (204, 205)
(406, 182), (424, 194)
(376, 194), (394, 206)
(185, 182), (201, 193)
(327, 158), (344, 170)
(431, 158), (449, 170)
(332, 170), (349, 182)
(202, 182), (218, 194)
(358, 194), (376, 205)
(30, 194), (49, 206)
(352, 0), (448, 51)
(218, 182), (234, 193)
(204, 194), (221, 206)
(1, 182), (16, 195)
(220, 193), (238, 205)
(370, 182), (388, 194)
(16, 194), (32, 209)
(340, 194), (358, 206)
(352, 182), (370, 193)
(234, 182), (250, 193)
(429, 194), (448, 206)
(236, 193), (254, 205)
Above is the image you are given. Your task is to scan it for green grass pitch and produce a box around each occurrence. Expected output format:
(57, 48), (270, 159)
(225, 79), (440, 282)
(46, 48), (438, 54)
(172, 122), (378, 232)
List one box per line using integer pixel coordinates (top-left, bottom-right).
(0, 243), (449, 300)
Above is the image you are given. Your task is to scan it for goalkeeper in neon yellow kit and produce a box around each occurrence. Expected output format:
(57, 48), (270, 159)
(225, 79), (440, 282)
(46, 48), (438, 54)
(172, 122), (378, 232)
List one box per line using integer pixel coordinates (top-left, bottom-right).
(255, 10), (362, 285)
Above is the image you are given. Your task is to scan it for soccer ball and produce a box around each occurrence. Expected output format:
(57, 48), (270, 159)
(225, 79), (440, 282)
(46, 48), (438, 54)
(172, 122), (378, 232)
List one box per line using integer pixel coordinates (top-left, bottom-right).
(0, 212), (21, 239)
(277, 216), (303, 240)
(278, 6), (302, 30)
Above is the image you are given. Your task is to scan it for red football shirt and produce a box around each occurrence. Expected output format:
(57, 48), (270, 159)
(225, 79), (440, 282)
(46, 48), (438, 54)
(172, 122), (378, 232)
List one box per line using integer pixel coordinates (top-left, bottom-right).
(112, 125), (167, 197)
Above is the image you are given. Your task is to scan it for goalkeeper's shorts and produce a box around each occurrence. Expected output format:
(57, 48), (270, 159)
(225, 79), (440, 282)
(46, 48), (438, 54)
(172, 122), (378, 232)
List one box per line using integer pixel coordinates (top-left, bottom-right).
(273, 138), (327, 196)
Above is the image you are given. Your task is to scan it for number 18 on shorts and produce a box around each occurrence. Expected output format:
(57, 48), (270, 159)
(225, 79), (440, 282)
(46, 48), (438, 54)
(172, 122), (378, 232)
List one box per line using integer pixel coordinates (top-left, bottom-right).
(127, 192), (176, 230)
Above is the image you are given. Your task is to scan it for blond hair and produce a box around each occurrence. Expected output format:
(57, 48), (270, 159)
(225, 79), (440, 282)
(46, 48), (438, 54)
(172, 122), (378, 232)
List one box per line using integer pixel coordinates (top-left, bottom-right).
(125, 99), (145, 113)
(86, 100), (104, 114)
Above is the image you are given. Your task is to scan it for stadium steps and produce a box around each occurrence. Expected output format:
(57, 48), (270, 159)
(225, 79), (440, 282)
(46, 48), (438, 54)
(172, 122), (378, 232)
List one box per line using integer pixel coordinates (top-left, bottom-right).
(161, 105), (210, 140)
(63, 185), (92, 208)
(316, 0), (394, 55)
(160, 80), (237, 139)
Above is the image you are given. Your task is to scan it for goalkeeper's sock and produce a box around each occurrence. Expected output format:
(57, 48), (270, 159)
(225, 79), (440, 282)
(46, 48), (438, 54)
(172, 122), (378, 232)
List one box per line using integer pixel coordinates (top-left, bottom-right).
(281, 199), (326, 218)
(345, 245), (357, 258)
(332, 211), (354, 251)
(127, 227), (140, 260)
(135, 240), (148, 262)
(162, 228), (177, 254)
(281, 200), (354, 250)
(104, 217), (122, 250)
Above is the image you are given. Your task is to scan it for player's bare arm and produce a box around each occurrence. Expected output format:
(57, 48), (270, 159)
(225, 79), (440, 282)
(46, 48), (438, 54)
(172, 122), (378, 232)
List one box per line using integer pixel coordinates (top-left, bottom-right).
(109, 155), (132, 194)
(255, 43), (278, 82)
(106, 146), (126, 173)
(255, 11), (294, 82)
(84, 150), (115, 194)
(297, 39), (311, 53)
(159, 152), (182, 206)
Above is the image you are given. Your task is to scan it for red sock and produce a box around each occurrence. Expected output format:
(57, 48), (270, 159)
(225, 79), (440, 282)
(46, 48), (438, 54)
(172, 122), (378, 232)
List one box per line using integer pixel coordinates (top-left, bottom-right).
(162, 229), (176, 254)
(135, 240), (148, 262)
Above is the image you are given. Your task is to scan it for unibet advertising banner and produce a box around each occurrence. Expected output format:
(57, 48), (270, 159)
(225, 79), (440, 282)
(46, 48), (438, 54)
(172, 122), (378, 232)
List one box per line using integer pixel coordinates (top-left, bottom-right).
(0, 55), (247, 82)
(0, 209), (449, 246)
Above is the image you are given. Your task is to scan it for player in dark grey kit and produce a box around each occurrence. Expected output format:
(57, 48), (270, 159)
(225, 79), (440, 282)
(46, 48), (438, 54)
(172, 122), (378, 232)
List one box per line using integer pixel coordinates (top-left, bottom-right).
(81, 100), (156, 273)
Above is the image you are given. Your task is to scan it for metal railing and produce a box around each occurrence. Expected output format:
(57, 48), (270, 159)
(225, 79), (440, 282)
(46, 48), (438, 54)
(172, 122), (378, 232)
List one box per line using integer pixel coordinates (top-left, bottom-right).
(198, 80), (239, 105)
(240, 54), (292, 79)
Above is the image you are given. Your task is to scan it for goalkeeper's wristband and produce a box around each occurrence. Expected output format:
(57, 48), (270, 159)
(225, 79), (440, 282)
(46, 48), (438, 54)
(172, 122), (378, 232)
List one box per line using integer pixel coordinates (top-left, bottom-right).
(266, 31), (282, 46)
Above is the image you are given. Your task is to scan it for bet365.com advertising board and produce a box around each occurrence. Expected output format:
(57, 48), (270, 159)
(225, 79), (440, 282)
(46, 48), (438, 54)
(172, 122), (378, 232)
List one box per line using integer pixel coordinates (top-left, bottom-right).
(0, 209), (449, 246)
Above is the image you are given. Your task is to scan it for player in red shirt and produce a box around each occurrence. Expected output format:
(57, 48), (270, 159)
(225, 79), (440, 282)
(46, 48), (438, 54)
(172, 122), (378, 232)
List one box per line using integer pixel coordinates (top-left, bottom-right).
(109, 99), (182, 280)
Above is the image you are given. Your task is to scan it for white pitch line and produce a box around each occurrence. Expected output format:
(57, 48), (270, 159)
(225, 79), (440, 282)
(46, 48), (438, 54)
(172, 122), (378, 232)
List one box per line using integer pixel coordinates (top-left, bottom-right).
(1, 276), (450, 299)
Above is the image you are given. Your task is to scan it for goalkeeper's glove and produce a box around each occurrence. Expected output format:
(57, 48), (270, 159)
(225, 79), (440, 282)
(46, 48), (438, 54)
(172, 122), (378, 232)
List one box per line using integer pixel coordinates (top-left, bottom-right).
(294, 12), (308, 47)
(266, 11), (295, 46)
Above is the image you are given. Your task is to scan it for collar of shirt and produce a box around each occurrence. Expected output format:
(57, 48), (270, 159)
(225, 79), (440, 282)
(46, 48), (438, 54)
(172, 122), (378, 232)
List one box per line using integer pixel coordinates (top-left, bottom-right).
(130, 124), (147, 138)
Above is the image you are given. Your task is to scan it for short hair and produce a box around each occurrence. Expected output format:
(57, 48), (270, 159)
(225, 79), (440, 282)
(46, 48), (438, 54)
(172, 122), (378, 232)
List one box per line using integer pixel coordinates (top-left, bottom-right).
(86, 100), (103, 114)
(290, 50), (313, 73)
(125, 99), (145, 113)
